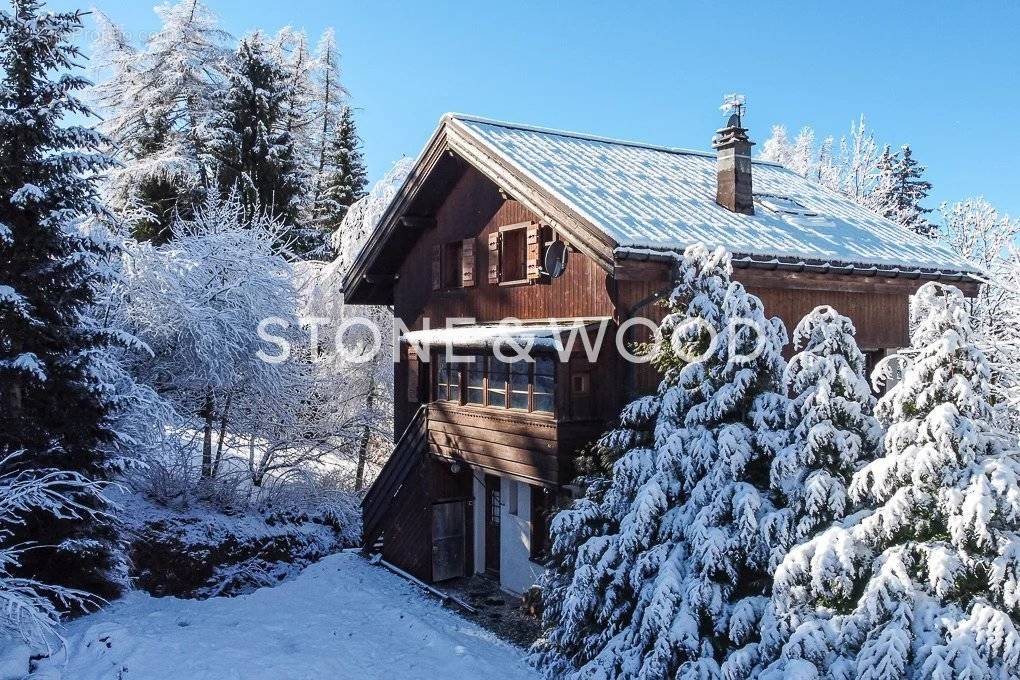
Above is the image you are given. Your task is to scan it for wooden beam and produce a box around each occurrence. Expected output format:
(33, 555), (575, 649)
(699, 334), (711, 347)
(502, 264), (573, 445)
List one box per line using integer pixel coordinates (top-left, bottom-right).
(733, 267), (979, 296)
(362, 273), (398, 285)
(399, 215), (436, 230)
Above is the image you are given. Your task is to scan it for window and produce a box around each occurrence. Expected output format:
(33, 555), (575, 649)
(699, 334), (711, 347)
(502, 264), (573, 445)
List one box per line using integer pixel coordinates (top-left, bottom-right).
(432, 351), (556, 414)
(435, 355), (461, 402)
(533, 356), (555, 413)
(500, 227), (528, 283)
(530, 485), (555, 562)
(465, 355), (485, 405)
(487, 356), (508, 408)
(443, 241), (463, 289)
(755, 194), (834, 228)
(508, 480), (519, 516)
(433, 239), (475, 290)
(510, 361), (530, 410)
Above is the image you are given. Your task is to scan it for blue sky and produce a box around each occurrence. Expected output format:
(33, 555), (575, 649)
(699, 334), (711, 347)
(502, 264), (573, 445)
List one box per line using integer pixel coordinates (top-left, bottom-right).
(56, 0), (1020, 219)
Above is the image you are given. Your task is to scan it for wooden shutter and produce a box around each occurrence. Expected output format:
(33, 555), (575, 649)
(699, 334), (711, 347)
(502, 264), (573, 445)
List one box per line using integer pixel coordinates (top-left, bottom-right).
(461, 238), (475, 287)
(487, 232), (501, 284)
(407, 351), (420, 402)
(431, 244), (441, 290)
(526, 223), (542, 282)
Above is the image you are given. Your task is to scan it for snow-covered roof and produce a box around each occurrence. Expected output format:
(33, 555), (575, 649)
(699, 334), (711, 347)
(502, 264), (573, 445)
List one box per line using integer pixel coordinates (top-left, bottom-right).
(449, 114), (977, 275)
(401, 318), (612, 351)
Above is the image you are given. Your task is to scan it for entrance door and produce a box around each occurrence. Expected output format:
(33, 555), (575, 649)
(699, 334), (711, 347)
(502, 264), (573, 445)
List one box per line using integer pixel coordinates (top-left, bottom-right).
(484, 475), (501, 576)
(431, 501), (466, 582)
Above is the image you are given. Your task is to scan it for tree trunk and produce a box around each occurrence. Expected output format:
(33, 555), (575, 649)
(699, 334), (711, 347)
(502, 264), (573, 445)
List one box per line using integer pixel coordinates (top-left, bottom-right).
(355, 373), (377, 492)
(211, 391), (232, 478)
(201, 389), (214, 478)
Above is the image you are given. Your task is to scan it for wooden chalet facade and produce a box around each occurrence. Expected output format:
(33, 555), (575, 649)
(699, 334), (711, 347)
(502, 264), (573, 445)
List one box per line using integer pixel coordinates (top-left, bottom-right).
(346, 113), (978, 594)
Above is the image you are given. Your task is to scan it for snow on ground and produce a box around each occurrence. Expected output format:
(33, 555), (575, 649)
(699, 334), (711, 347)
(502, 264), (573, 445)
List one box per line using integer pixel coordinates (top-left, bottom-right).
(34, 553), (538, 680)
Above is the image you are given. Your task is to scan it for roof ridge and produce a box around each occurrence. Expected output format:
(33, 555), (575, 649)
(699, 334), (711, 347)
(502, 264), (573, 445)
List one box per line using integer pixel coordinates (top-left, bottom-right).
(444, 112), (786, 167)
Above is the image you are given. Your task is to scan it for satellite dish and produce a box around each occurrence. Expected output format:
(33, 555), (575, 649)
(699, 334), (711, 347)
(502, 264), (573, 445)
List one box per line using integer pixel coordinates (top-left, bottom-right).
(543, 240), (568, 278)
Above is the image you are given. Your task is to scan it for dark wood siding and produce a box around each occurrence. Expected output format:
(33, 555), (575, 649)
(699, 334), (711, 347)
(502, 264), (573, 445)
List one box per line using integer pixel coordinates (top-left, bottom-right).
(389, 166), (922, 489)
(393, 167), (616, 329)
(380, 454), (432, 581)
(392, 166), (618, 436)
(614, 259), (919, 396)
(428, 402), (559, 484)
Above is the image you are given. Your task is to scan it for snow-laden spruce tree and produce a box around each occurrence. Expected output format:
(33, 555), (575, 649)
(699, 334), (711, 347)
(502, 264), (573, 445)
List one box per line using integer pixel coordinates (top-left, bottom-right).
(313, 106), (368, 239)
(762, 283), (1020, 679)
(764, 306), (884, 570)
(940, 197), (1020, 441)
(870, 144), (936, 239)
(751, 307), (883, 673)
(208, 32), (304, 231)
(0, 456), (108, 650)
(0, 0), (122, 599)
(532, 245), (790, 680)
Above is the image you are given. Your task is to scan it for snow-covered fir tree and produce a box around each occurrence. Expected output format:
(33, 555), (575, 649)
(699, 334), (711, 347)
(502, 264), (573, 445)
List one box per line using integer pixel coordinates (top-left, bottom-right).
(0, 456), (110, 649)
(759, 124), (839, 193)
(273, 27), (317, 153)
(753, 306), (883, 671)
(208, 32), (304, 233)
(870, 144), (936, 238)
(0, 0), (121, 599)
(764, 306), (883, 568)
(762, 283), (1020, 679)
(532, 245), (790, 680)
(789, 127), (816, 178)
(90, 1), (231, 242)
(314, 106), (368, 238)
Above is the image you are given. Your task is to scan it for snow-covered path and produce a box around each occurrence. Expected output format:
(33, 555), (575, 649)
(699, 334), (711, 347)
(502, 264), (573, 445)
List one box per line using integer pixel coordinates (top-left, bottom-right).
(36, 553), (539, 680)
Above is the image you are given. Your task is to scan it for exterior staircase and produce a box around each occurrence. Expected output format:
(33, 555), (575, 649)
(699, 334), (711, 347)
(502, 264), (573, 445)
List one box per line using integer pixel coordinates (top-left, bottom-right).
(361, 405), (429, 551)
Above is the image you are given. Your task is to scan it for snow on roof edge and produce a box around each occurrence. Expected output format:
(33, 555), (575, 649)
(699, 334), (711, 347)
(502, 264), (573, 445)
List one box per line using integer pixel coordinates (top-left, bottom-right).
(614, 244), (983, 278)
(451, 115), (977, 277)
(401, 317), (613, 350)
(444, 112), (786, 167)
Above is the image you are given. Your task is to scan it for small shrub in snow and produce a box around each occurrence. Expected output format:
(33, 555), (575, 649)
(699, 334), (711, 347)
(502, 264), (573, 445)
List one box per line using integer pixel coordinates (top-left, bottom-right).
(0, 454), (108, 651)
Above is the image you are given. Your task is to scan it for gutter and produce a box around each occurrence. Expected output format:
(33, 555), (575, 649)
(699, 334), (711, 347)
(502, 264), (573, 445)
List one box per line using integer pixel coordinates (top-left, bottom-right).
(614, 247), (982, 284)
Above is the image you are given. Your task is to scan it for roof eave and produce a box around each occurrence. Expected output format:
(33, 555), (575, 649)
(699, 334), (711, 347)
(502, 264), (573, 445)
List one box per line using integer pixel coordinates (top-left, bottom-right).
(342, 117), (620, 304)
(341, 122), (454, 303)
(614, 246), (984, 285)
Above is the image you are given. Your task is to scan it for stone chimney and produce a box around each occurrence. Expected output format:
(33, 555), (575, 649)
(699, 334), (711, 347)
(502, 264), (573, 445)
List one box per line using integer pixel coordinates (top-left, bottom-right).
(712, 111), (755, 215)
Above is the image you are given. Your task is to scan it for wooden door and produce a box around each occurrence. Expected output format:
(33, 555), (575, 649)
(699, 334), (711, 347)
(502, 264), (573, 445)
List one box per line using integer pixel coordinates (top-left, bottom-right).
(431, 501), (466, 582)
(484, 474), (501, 576)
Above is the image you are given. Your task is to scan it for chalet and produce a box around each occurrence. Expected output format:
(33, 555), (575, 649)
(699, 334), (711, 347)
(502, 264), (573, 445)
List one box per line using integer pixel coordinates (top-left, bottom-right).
(344, 110), (979, 595)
